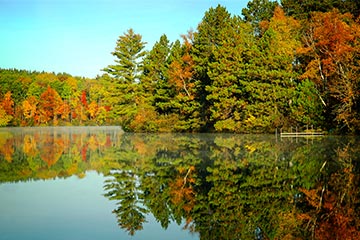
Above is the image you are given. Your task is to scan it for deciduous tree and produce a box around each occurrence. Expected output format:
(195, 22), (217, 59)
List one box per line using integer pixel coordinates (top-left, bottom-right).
(38, 86), (63, 125)
(168, 34), (202, 131)
(298, 10), (360, 132)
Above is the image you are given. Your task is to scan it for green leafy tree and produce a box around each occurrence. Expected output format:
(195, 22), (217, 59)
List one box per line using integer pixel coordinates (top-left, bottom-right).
(129, 34), (176, 132)
(103, 28), (146, 82)
(0, 69), (32, 105)
(0, 106), (12, 126)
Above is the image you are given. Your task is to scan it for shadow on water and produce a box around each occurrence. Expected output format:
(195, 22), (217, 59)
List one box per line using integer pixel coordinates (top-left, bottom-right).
(0, 127), (359, 239)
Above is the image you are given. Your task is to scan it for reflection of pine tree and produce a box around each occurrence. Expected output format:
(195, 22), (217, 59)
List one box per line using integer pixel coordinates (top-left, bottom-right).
(141, 163), (174, 229)
(103, 169), (147, 236)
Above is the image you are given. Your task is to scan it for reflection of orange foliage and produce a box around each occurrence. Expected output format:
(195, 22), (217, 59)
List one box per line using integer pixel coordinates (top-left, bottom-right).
(299, 187), (321, 209)
(133, 137), (157, 156)
(23, 135), (38, 157)
(134, 139), (147, 155)
(66, 163), (78, 176)
(36, 169), (58, 179)
(298, 166), (360, 240)
(105, 135), (112, 147)
(39, 136), (65, 167)
(315, 212), (360, 240)
(0, 139), (14, 162)
(276, 212), (302, 240)
(169, 166), (196, 213)
(88, 135), (98, 151)
(80, 144), (88, 161)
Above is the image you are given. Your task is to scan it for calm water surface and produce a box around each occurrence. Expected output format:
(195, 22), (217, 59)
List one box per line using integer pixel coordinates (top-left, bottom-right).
(0, 127), (359, 240)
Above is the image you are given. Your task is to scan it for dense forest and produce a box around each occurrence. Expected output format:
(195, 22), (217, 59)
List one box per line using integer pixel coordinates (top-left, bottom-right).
(1, 0), (360, 133)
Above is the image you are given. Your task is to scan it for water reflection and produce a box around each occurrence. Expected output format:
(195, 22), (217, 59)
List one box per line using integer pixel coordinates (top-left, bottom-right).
(0, 128), (359, 239)
(0, 127), (123, 182)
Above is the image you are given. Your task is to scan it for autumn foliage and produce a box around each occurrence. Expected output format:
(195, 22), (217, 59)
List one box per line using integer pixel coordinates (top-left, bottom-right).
(296, 146), (360, 239)
(1, 2), (360, 133)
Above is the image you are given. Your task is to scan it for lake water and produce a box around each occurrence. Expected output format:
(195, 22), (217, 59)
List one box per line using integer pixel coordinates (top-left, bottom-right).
(0, 127), (359, 239)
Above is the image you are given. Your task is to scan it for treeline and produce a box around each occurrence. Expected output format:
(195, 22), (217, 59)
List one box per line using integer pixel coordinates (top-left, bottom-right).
(1, 0), (360, 133)
(0, 69), (107, 126)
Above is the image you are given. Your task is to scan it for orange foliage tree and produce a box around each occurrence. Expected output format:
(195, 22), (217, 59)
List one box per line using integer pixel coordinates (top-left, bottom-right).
(38, 86), (64, 125)
(22, 96), (38, 125)
(167, 32), (203, 131)
(0, 91), (14, 126)
(1, 91), (14, 116)
(298, 10), (360, 132)
(169, 33), (195, 100)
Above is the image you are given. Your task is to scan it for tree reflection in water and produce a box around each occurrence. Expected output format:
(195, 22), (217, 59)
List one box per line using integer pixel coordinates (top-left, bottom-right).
(0, 128), (359, 239)
(102, 134), (360, 239)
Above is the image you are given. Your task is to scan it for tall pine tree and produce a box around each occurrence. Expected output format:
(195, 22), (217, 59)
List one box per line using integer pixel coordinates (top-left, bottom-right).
(206, 16), (253, 132)
(141, 34), (173, 114)
(102, 29), (147, 129)
(192, 5), (233, 131)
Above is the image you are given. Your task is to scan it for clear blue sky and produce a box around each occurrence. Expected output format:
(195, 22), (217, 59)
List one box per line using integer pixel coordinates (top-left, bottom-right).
(0, 0), (248, 78)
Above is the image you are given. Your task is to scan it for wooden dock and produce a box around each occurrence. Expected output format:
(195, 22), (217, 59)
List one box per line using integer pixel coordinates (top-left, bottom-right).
(276, 126), (326, 138)
(280, 131), (325, 137)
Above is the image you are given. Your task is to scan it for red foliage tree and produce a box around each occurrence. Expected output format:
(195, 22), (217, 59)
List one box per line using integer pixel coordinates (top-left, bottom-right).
(80, 90), (88, 107)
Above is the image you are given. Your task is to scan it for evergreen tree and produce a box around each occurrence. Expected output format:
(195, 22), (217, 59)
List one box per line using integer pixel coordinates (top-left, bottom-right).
(281, 0), (360, 19)
(103, 28), (146, 82)
(192, 5), (233, 130)
(129, 34), (175, 132)
(141, 34), (173, 114)
(102, 29), (147, 128)
(168, 34), (203, 131)
(241, 0), (279, 33)
(206, 16), (252, 132)
(239, 7), (302, 132)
